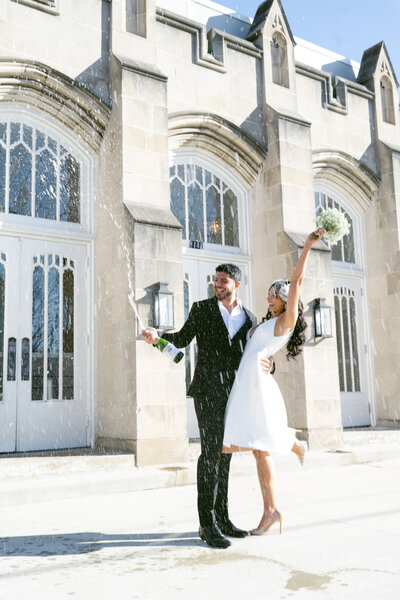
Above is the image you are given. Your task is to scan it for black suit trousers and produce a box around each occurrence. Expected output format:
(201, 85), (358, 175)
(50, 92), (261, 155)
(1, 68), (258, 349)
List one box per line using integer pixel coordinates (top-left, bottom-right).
(194, 387), (233, 527)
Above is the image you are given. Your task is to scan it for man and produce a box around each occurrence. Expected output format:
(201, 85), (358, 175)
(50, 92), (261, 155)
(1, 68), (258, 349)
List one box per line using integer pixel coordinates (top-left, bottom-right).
(142, 264), (272, 549)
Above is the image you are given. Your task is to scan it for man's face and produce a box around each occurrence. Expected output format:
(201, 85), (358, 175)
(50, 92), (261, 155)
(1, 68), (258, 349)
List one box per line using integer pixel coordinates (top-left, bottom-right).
(213, 271), (240, 301)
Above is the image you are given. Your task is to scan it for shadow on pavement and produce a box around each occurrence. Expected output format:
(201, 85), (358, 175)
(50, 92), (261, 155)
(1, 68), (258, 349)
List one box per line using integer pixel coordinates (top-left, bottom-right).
(1, 531), (201, 556)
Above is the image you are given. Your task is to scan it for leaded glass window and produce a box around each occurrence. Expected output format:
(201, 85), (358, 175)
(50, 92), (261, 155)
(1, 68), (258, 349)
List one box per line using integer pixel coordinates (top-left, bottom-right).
(169, 163), (240, 248)
(334, 286), (361, 393)
(31, 254), (75, 401)
(315, 192), (355, 263)
(0, 121), (81, 224)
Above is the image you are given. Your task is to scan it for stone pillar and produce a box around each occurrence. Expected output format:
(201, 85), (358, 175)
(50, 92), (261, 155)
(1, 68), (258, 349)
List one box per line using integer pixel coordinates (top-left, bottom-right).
(95, 51), (188, 465)
(251, 105), (343, 448)
(366, 143), (400, 427)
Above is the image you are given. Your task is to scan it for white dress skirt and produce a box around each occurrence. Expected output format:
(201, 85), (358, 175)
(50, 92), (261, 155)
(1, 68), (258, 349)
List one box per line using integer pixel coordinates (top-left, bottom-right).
(223, 317), (296, 454)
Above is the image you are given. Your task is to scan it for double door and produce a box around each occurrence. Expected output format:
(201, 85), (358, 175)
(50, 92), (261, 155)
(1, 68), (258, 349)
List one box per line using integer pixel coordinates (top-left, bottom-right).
(0, 235), (89, 452)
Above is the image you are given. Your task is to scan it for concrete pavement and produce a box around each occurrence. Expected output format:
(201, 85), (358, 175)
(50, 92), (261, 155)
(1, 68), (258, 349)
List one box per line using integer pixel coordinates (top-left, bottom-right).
(1, 428), (400, 507)
(1, 453), (400, 599)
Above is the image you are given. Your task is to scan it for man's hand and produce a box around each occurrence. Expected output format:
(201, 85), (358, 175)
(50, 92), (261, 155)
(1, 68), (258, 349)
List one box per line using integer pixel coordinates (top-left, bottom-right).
(260, 356), (274, 375)
(141, 327), (159, 345)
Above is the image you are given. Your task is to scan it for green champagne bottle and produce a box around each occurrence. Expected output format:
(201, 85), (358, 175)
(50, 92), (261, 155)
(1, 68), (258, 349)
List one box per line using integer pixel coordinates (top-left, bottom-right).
(153, 337), (184, 363)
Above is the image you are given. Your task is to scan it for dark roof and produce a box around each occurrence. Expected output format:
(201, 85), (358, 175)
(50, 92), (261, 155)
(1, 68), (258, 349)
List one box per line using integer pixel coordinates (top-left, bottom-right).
(357, 41), (399, 87)
(247, 0), (295, 45)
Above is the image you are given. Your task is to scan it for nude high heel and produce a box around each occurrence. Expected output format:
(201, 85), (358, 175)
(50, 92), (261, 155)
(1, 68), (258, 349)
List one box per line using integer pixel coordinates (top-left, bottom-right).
(250, 511), (282, 536)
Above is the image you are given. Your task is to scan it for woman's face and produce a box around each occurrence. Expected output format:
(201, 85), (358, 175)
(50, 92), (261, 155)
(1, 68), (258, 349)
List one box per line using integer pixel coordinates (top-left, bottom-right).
(267, 286), (285, 316)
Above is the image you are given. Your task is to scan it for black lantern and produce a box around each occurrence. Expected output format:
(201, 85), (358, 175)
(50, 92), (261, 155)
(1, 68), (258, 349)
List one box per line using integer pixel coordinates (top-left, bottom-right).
(153, 282), (175, 330)
(313, 298), (333, 339)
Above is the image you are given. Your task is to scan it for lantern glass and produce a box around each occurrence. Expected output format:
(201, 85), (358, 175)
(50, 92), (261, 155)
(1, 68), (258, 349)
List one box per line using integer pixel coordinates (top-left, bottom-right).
(314, 298), (332, 338)
(153, 282), (175, 329)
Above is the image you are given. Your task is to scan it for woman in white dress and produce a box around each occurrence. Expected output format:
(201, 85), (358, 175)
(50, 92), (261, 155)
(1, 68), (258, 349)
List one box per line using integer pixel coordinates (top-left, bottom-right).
(223, 227), (327, 535)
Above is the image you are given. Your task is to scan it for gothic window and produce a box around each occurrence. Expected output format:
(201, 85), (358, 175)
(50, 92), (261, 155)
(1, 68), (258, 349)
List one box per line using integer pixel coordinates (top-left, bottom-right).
(271, 33), (289, 88)
(315, 191), (355, 264)
(0, 120), (81, 224)
(380, 76), (395, 124)
(169, 162), (241, 249)
(126, 0), (146, 37)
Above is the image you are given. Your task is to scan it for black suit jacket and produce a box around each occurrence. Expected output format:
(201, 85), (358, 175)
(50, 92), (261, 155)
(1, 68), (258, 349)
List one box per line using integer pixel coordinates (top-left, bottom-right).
(162, 296), (256, 400)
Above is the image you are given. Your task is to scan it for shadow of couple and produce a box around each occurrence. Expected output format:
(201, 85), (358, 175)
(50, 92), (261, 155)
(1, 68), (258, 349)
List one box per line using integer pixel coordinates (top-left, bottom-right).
(1, 531), (201, 557)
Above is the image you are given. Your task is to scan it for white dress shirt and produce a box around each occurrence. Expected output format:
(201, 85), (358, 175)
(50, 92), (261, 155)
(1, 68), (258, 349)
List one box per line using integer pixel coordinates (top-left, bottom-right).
(218, 299), (246, 339)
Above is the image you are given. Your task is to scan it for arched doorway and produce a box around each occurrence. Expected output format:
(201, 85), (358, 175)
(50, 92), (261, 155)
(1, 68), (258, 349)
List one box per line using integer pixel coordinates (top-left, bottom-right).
(169, 153), (252, 438)
(0, 109), (94, 452)
(315, 184), (374, 427)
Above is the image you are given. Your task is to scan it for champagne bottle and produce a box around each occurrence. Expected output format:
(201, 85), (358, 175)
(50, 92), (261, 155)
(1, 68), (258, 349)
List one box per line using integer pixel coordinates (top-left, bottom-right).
(153, 337), (184, 363)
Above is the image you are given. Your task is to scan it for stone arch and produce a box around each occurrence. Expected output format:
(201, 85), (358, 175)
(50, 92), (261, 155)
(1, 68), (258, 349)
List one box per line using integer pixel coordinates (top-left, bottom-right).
(0, 58), (110, 153)
(312, 150), (380, 213)
(168, 112), (267, 188)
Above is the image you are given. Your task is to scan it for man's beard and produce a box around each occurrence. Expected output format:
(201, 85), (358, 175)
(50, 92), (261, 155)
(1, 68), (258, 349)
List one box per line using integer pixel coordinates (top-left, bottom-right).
(215, 288), (232, 301)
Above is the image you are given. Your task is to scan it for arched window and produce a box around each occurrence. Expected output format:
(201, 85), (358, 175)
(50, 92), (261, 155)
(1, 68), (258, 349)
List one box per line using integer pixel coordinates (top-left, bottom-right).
(314, 191), (355, 264)
(380, 76), (395, 124)
(0, 119), (81, 223)
(169, 160), (243, 250)
(271, 33), (289, 88)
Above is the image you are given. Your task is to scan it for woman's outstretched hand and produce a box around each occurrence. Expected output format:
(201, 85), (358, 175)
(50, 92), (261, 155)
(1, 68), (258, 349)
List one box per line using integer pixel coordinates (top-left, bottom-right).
(307, 227), (327, 246)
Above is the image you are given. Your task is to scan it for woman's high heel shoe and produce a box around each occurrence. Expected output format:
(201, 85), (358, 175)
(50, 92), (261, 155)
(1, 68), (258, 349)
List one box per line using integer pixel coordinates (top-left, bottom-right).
(250, 511), (282, 536)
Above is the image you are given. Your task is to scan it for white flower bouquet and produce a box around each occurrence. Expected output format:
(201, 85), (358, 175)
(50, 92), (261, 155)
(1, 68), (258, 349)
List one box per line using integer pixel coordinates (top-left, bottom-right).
(316, 208), (350, 245)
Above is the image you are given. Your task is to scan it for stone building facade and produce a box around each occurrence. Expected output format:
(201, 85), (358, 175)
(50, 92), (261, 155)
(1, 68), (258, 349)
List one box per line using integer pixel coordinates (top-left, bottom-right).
(0, 0), (399, 464)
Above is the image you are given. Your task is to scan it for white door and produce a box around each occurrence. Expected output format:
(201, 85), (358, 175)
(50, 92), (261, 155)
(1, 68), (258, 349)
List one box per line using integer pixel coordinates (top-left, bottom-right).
(333, 277), (370, 427)
(0, 235), (89, 452)
(182, 257), (251, 439)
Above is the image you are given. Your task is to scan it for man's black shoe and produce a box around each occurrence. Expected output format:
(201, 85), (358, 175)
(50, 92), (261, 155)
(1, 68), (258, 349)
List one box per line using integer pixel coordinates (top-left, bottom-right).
(218, 519), (249, 538)
(199, 525), (231, 549)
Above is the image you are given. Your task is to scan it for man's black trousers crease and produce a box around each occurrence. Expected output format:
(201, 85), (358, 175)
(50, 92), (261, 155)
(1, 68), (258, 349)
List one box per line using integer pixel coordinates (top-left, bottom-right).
(194, 391), (232, 528)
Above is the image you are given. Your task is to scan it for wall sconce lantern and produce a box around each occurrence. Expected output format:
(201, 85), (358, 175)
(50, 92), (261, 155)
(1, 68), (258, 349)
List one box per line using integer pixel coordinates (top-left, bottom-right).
(313, 298), (333, 339)
(153, 282), (175, 330)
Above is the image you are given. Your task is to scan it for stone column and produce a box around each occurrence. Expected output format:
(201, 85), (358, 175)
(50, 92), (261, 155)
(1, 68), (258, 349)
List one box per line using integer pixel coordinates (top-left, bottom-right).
(251, 105), (343, 448)
(96, 54), (188, 465)
(366, 142), (400, 427)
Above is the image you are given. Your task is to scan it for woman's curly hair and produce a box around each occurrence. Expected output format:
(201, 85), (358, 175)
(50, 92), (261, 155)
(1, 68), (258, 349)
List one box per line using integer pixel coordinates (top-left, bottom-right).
(262, 282), (307, 360)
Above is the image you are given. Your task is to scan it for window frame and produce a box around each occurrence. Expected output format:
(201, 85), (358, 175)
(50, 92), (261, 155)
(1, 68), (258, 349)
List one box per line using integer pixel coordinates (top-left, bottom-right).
(314, 182), (366, 275)
(169, 151), (251, 259)
(0, 106), (94, 239)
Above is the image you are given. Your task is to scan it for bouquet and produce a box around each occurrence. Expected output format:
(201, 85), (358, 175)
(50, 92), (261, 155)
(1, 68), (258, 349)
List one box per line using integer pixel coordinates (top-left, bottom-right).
(316, 208), (350, 245)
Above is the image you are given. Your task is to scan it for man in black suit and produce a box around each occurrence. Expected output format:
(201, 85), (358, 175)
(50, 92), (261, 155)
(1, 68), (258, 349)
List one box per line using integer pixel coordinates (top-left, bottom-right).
(142, 264), (272, 548)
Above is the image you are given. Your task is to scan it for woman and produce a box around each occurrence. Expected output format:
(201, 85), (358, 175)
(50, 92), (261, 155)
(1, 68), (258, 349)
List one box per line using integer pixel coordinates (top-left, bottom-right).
(222, 227), (326, 535)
